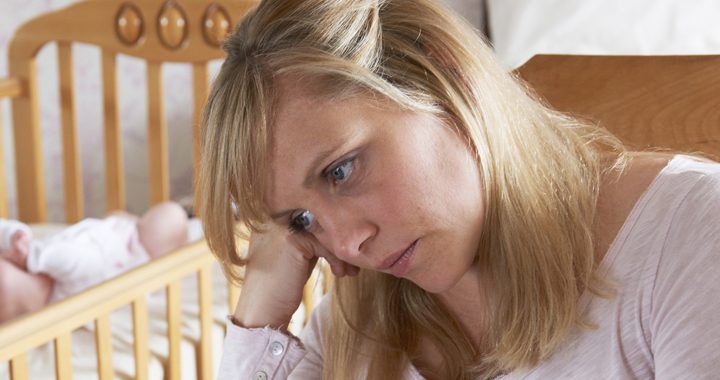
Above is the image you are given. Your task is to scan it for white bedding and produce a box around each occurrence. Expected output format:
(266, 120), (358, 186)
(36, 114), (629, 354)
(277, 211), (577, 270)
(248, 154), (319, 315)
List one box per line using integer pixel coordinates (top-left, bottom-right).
(1, 221), (315, 379)
(0, 223), (228, 380)
(487, 0), (720, 68)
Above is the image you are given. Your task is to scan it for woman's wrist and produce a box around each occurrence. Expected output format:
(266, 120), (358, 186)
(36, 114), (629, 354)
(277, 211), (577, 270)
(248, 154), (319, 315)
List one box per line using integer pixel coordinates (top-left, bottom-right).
(232, 296), (292, 330)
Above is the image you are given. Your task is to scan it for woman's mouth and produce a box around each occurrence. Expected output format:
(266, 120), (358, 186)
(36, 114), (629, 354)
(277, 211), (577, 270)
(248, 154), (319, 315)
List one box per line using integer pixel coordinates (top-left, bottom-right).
(380, 240), (418, 277)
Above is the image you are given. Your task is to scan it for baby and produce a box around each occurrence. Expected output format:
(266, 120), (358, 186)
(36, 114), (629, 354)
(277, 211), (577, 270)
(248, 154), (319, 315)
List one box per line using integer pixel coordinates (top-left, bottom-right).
(0, 201), (190, 323)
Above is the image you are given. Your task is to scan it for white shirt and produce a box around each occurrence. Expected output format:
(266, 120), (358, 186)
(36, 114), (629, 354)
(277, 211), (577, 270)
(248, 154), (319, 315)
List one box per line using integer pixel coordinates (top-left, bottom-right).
(219, 155), (720, 379)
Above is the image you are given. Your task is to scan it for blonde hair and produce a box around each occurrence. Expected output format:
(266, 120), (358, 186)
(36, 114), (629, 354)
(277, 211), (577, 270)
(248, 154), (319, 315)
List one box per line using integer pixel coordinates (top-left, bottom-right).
(200, 0), (625, 378)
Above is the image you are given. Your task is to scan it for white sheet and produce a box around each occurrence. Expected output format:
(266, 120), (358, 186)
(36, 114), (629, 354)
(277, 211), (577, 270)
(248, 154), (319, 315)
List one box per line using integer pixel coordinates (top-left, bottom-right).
(1, 222), (315, 379)
(1, 224), (229, 380)
(487, 0), (720, 68)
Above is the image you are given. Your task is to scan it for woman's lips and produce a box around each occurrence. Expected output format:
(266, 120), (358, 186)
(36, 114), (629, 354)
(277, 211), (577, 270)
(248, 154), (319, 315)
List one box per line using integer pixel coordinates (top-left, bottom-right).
(378, 240), (418, 277)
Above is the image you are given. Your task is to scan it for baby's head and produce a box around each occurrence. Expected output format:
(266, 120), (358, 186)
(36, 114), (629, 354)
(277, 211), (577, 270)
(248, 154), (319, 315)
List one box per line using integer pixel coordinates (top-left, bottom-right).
(137, 202), (189, 259)
(0, 220), (32, 269)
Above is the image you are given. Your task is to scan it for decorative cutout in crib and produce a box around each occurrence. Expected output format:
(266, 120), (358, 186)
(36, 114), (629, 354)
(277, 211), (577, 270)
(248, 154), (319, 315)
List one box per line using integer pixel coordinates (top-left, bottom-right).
(157, 0), (189, 50)
(203, 4), (232, 47)
(115, 3), (144, 46)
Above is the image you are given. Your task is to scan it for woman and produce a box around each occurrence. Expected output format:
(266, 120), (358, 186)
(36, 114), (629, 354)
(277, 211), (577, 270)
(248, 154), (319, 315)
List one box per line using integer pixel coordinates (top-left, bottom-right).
(201, 0), (720, 378)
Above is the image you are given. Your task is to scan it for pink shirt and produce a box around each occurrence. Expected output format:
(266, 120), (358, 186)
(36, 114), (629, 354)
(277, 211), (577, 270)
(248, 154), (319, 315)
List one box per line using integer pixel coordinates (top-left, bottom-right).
(218, 156), (720, 379)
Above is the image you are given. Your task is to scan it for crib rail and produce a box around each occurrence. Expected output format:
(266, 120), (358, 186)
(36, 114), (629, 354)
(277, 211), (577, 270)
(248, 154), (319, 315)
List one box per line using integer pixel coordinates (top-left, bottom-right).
(7, 0), (258, 223)
(0, 78), (22, 99)
(0, 77), (22, 219)
(0, 239), (236, 380)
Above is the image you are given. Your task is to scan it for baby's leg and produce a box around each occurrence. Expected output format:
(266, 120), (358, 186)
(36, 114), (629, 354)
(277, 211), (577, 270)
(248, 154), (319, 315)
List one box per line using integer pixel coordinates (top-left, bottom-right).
(0, 259), (53, 323)
(137, 201), (188, 259)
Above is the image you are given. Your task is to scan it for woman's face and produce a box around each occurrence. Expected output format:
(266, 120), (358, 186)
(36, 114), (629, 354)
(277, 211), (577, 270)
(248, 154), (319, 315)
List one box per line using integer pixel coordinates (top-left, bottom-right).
(264, 79), (485, 294)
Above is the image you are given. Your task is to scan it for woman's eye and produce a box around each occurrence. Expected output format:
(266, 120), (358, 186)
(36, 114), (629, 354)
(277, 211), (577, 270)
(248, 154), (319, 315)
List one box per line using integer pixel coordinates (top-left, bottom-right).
(328, 160), (354, 183)
(289, 210), (315, 232)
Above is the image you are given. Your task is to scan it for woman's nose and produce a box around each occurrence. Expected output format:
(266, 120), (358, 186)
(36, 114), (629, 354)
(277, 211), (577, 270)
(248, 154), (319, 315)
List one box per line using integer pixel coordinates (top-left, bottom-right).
(315, 207), (376, 260)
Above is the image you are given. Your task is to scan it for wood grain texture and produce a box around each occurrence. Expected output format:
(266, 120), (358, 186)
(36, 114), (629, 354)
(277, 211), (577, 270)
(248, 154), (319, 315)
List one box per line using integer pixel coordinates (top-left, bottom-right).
(192, 63), (209, 214)
(94, 314), (114, 380)
(58, 42), (84, 222)
(9, 353), (29, 380)
(0, 77), (20, 218)
(0, 104), (7, 218)
(54, 332), (73, 380)
(102, 50), (125, 212)
(165, 281), (181, 380)
(132, 297), (149, 380)
(517, 55), (720, 159)
(197, 265), (214, 380)
(147, 61), (169, 205)
(9, 57), (46, 222)
(7, 0), (258, 222)
(0, 78), (22, 98)
(8, 0), (257, 63)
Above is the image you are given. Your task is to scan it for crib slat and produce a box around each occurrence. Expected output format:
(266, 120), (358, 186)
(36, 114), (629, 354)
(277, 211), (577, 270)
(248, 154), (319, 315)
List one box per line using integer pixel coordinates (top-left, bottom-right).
(197, 265), (214, 379)
(54, 332), (73, 380)
(9, 353), (29, 380)
(132, 297), (149, 380)
(58, 42), (84, 222)
(166, 280), (181, 380)
(147, 61), (169, 205)
(95, 314), (114, 380)
(192, 63), (208, 211)
(0, 103), (8, 218)
(101, 50), (125, 212)
(10, 56), (47, 222)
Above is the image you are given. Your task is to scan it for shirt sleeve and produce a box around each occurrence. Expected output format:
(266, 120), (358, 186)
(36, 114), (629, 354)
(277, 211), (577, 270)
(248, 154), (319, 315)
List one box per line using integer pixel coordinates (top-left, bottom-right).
(651, 173), (720, 379)
(217, 296), (330, 379)
(217, 323), (307, 380)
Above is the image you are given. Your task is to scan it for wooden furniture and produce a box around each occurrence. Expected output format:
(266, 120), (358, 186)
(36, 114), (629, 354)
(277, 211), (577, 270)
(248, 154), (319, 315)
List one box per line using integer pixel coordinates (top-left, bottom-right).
(517, 55), (720, 159)
(7, 0), (257, 223)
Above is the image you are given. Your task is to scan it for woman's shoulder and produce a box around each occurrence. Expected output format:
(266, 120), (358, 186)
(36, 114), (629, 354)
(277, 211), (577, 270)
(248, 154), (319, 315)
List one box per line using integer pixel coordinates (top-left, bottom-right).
(654, 155), (720, 242)
(622, 154), (720, 292)
(598, 154), (720, 276)
(646, 154), (720, 214)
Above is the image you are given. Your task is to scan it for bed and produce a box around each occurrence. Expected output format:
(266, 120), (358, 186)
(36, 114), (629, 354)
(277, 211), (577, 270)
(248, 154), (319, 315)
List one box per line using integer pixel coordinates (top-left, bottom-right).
(0, 1), (328, 379)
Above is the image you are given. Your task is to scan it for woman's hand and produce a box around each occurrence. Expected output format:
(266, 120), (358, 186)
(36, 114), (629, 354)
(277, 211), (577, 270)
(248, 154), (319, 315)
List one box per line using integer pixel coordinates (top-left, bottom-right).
(232, 223), (359, 330)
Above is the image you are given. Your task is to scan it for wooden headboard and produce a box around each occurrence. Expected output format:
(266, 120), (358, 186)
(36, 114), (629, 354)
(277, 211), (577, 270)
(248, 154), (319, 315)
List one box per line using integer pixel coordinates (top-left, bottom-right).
(516, 55), (720, 159)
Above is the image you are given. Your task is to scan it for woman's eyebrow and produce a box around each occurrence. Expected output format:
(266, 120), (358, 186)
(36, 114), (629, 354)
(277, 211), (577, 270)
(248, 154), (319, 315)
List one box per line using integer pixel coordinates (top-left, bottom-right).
(267, 142), (348, 221)
(303, 146), (341, 187)
(268, 131), (363, 220)
(302, 139), (357, 188)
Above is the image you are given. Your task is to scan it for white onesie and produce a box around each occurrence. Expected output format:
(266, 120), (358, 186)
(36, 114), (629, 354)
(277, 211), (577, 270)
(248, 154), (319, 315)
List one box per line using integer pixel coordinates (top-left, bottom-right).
(25, 215), (150, 303)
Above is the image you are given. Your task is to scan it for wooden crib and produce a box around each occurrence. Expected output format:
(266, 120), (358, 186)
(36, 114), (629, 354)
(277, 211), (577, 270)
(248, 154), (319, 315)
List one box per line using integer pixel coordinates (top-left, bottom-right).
(0, 1), (275, 379)
(2, 1), (719, 378)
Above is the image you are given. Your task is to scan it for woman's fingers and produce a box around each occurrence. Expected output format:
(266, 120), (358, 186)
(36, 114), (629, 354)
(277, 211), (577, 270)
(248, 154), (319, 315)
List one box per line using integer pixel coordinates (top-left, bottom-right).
(287, 232), (360, 277)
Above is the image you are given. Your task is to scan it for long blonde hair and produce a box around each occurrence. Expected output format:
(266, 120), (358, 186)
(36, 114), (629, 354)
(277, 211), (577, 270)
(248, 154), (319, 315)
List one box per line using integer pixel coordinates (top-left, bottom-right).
(200, 0), (625, 378)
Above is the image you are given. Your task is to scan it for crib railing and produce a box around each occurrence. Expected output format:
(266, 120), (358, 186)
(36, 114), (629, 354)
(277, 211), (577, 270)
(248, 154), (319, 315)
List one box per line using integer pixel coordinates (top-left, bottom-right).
(0, 77), (21, 218)
(0, 239), (238, 380)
